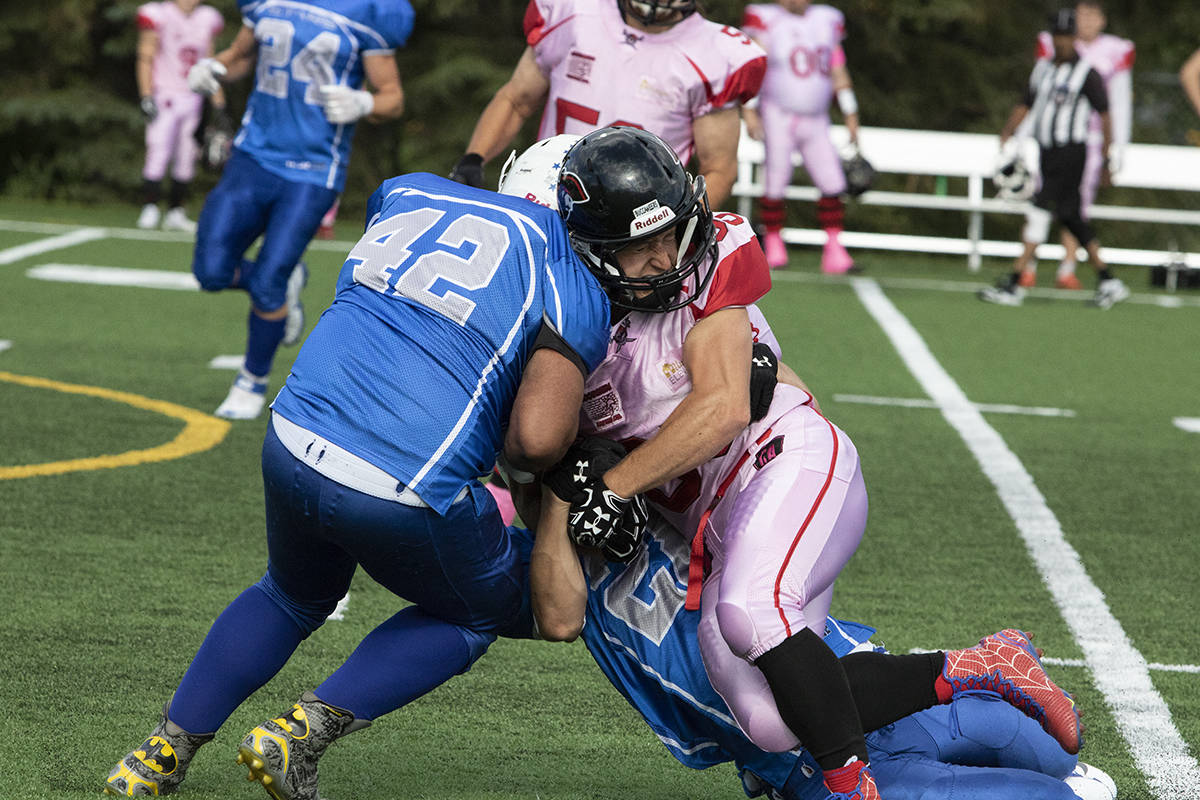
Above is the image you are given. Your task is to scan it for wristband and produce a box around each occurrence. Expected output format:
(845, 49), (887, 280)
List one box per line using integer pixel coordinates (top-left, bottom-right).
(837, 88), (858, 116)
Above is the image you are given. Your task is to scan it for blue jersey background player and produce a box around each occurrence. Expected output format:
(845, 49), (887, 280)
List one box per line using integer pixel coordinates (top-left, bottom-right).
(185, 0), (413, 419)
(507, 507), (1096, 800)
(104, 170), (612, 798)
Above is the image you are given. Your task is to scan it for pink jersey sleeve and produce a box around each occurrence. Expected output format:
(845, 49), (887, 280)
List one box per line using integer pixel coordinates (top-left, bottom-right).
(1036, 30), (1053, 60)
(691, 213), (771, 320)
(741, 3), (772, 38)
(685, 23), (767, 116)
(137, 2), (162, 31)
(525, 0), (576, 74)
(1113, 38), (1135, 71)
(201, 5), (225, 38)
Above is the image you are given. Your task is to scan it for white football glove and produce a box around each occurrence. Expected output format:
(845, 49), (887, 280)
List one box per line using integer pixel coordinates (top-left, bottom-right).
(319, 85), (374, 124)
(188, 58), (226, 96)
(1106, 146), (1124, 177)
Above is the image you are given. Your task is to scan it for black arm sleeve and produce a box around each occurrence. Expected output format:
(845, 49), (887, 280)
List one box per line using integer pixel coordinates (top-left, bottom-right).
(1082, 68), (1109, 113)
(533, 320), (589, 379)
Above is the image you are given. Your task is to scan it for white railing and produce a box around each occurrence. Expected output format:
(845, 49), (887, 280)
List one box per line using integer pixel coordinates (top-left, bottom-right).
(731, 125), (1200, 272)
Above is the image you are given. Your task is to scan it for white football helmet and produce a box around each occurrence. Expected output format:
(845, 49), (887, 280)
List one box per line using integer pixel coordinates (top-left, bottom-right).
(497, 134), (581, 210)
(994, 154), (1035, 201)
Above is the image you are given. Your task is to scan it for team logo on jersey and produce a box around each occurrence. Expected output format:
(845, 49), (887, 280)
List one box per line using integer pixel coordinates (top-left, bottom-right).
(660, 359), (688, 390)
(567, 51), (595, 83)
(583, 383), (624, 429)
(622, 30), (644, 48)
(611, 317), (638, 355)
(753, 435), (785, 470)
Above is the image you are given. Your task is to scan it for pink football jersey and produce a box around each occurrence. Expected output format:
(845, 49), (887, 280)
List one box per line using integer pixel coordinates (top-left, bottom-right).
(742, 3), (846, 115)
(524, 0), (766, 164)
(137, 2), (224, 96)
(577, 212), (813, 538)
(1035, 31), (1134, 82)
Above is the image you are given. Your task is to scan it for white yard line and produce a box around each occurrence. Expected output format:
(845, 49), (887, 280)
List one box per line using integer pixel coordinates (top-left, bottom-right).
(909, 649), (1200, 675)
(833, 393), (1076, 418)
(0, 340), (11, 353)
(854, 277), (1199, 799)
(0, 228), (107, 265)
(208, 355), (245, 370)
(1172, 417), (1200, 434)
(27, 264), (199, 290)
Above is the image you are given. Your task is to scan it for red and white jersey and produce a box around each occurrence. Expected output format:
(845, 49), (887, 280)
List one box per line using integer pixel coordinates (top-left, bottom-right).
(742, 3), (846, 115)
(578, 212), (812, 537)
(137, 1), (224, 96)
(524, 0), (766, 164)
(1036, 31), (1134, 82)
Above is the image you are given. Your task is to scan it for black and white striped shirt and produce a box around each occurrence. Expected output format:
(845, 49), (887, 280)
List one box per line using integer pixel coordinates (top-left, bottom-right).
(1023, 57), (1109, 148)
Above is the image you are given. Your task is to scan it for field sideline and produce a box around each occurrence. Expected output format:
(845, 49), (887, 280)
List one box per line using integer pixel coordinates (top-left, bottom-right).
(0, 199), (1197, 799)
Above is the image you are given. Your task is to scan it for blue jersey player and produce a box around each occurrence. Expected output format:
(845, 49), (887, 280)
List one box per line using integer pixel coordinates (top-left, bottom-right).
(104, 162), (612, 798)
(184, 0), (413, 419)
(516, 497), (1097, 800)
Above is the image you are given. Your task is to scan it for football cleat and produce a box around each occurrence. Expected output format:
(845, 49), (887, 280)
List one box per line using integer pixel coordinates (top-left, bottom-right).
(282, 261), (309, 346)
(821, 237), (855, 275)
(137, 204), (161, 230)
(215, 369), (268, 420)
(763, 230), (788, 269)
(104, 709), (213, 796)
(1065, 762), (1117, 800)
(1017, 269), (1037, 288)
(1055, 273), (1083, 290)
(943, 629), (1082, 754)
(978, 282), (1026, 306)
(1093, 278), (1130, 310)
(237, 692), (369, 800)
(161, 207), (197, 233)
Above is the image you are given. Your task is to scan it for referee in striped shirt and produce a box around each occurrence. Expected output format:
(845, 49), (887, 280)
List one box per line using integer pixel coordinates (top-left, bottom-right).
(981, 8), (1130, 309)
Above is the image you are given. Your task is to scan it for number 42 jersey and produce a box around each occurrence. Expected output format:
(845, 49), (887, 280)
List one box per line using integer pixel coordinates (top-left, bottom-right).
(271, 174), (612, 514)
(233, 0), (414, 191)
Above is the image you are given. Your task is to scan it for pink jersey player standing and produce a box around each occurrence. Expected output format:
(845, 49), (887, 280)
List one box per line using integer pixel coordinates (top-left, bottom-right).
(135, 0), (224, 232)
(741, 0), (861, 273)
(449, 0), (766, 210)
(1024, 0), (1133, 289)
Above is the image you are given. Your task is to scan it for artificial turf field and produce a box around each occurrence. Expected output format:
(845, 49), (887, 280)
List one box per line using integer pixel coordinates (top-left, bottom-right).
(0, 197), (1196, 799)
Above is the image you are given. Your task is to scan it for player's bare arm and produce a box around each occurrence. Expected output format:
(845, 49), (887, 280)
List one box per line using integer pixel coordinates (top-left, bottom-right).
(999, 104), (1030, 145)
(135, 28), (158, 101)
(831, 64), (859, 144)
(691, 107), (742, 209)
(603, 307), (752, 498)
(504, 346), (584, 473)
(361, 53), (405, 120)
(529, 488), (587, 642)
(1181, 48), (1200, 118)
(215, 25), (259, 82)
(465, 47), (551, 163)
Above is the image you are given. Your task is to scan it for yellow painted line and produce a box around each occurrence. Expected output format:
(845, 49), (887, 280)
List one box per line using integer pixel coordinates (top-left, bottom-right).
(0, 371), (231, 479)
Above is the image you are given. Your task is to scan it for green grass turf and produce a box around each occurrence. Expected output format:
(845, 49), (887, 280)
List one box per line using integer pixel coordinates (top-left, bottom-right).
(0, 201), (1197, 798)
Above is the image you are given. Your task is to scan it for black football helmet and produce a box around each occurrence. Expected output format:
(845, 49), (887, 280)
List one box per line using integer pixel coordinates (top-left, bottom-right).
(842, 148), (876, 197)
(618, 0), (697, 27)
(557, 127), (718, 313)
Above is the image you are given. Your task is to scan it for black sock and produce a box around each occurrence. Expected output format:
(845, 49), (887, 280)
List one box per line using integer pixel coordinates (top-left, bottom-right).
(839, 650), (942, 732)
(168, 180), (190, 210)
(755, 628), (868, 771)
(1007, 271), (1021, 288)
(1098, 268), (1114, 282)
(143, 179), (162, 206)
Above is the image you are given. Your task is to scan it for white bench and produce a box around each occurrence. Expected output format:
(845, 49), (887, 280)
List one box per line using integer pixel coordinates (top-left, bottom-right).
(731, 124), (1200, 274)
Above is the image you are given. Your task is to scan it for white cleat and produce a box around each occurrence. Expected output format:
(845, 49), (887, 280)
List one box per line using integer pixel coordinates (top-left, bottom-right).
(136, 204), (161, 230)
(282, 261), (309, 347)
(215, 370), (268, 420)
(161, 207), (197, 233)
(1093, 278), (1130, 310)
(978, 283), (1026, 306)
(1065, 763), (1117, 800)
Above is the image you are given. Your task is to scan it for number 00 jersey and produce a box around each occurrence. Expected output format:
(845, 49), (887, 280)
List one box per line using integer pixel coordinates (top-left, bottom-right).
(271, 174), (611, 514)
(233, 0), (414, 191)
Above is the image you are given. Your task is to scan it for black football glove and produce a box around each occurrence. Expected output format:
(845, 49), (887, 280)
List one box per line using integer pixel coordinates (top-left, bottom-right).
(140, 96), (158, 122)
(543, 437), (649, 563)
(448, 153), (485, 188)
(749, 342), (779, 422)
